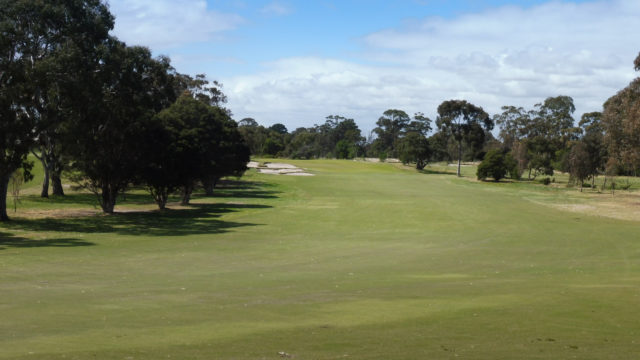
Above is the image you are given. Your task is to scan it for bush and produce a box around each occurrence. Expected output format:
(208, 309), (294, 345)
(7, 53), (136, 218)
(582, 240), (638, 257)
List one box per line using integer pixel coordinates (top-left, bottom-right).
(477, 149), (509, 181)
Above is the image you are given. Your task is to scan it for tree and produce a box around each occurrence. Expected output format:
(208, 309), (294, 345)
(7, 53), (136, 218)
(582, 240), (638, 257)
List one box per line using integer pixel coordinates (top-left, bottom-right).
(436, 100), (492, 177)
(495, 96), (578, 179)
(398, 132), (431, 170)
(404, 112), (432, 137)
(201, 115), (250, 196)
(64, 38), (177, 213)
(568, 142), (591, 191)
(494, 106), (530, 150)
(578, 112), (607, 185)
(269, 123), (288, 135)
(603, 54), (640, 175)
(238, 118), (269, 156)
(476, 149), (517, 182)
(372, 109), (411, 157)
(0, 0), (112, 220)
(147, 95), (239, 207)
(16, 0), (112, 198)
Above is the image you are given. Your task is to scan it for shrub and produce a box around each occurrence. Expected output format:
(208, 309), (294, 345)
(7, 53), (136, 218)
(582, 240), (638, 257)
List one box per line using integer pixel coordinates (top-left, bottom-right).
(477, 149), (508, 181)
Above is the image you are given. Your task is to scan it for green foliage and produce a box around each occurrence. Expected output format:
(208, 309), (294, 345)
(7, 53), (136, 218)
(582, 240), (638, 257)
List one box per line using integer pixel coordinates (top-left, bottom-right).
(372, 110), (430, 158)
(263, 137), (284, 156)
(0, 0), (113, 220)
(144, 95), (246, 208)
(477, 149), (519, 181)
(436, 100), (492, 176)
(398, 133), (431, 170)
(268, 123), (288, 135)
(477, 150), (505, 181)
(335, 139), (356, 159)
(64, 39), (178, 213)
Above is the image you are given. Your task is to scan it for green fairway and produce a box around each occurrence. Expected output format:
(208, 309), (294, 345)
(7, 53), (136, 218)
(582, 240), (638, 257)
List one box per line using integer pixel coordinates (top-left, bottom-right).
(2, 160), (640, 359)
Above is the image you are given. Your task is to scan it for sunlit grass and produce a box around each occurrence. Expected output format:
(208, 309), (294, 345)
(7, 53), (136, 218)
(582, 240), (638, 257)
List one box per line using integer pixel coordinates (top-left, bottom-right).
(2, 159), (640, 359)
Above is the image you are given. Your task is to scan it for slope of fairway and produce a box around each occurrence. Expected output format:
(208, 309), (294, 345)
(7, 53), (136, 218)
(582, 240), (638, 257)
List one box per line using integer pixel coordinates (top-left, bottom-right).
(2, 160), (640, 359)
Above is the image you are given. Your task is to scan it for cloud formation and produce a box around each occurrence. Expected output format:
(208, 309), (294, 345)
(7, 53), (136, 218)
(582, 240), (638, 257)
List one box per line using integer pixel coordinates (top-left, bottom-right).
(108, 0), (243, 50)
(260, 1), (293, 16)
(225, 0), (639, 131)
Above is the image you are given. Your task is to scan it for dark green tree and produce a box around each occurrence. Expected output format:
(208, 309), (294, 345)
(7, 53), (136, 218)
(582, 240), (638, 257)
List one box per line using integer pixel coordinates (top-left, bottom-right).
(398, 132), (431, 170)
(269, 123), (288, 135)
(147, 95), (240, 207)
(0, 0), (112, 219)
(238, 118), (269, 156)
(568, 142), (591, 191)
(476, 149), (517, 182)
(372, 109), (411, 157)
(436, 100), (492, 176)
(64, 38), (177, 213)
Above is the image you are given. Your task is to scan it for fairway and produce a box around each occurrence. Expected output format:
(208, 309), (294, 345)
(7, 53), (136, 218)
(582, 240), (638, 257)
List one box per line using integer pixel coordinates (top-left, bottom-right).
(1, 160), (640, 359)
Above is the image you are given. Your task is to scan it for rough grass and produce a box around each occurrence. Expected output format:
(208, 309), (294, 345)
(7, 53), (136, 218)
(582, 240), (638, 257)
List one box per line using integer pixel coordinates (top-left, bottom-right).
(2, 159), (640, 359)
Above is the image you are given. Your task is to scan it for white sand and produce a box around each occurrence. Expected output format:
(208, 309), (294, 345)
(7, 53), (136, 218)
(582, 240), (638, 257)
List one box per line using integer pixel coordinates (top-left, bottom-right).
(250, 162), (315, 176)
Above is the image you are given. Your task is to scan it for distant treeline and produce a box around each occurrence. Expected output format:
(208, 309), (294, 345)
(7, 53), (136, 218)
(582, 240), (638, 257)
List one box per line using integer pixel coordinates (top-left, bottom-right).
(239, 52), (640, 184)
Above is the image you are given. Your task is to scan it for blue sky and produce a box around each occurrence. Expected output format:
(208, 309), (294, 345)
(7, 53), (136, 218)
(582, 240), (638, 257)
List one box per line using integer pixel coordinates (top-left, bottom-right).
(109, 0), (639, 133)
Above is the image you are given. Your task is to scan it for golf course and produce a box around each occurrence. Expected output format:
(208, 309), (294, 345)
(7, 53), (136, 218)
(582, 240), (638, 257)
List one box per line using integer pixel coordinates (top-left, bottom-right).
(1, 160), (640, 359)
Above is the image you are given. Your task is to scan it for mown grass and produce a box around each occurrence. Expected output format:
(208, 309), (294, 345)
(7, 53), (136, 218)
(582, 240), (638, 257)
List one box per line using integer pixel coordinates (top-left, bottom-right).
(1, 159), (640, 359)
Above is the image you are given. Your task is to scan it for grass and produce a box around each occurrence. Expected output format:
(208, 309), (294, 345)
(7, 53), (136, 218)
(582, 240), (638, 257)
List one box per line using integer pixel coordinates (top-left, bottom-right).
(2, 159), (640, 359)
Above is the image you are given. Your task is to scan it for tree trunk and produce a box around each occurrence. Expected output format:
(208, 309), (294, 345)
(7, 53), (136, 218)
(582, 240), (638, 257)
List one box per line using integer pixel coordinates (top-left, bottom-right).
(181, 184), (193, 206)
(40, 158), (50, 198)
(0, 173), (10, 222)
(202, 177), (215, 196)
(51, 171), (64, 196)
(100, 185), (117, 214)
(457, 141), (462, 177)
(150, 186), (168, 210)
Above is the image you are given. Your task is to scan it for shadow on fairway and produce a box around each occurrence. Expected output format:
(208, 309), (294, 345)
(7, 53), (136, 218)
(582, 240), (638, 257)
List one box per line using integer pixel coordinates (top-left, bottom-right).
(209, 180), (281, 199)
(419, 168), (457, 175)
(0, 231), (94, 250)
(3, 179), (277, 241)
(5, 203), (269, 237)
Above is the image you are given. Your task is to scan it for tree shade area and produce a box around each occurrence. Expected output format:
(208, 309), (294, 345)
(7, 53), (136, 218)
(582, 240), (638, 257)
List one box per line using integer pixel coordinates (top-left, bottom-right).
(0, 0), (249, 220)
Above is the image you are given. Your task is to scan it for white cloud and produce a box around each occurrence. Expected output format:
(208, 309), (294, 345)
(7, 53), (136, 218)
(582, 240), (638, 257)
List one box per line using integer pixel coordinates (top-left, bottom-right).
(260, 2), (292, 16)
(225, 0), (640, 132)
(108, 0), (243, 50)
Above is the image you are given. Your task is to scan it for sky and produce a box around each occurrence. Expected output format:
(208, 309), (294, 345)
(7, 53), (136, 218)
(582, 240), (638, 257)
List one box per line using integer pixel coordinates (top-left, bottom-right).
(107, 0), (640, 134)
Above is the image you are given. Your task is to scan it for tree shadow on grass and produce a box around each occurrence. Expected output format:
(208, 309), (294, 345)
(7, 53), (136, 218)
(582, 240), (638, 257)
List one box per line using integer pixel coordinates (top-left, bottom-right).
(419, 168), (457, 175)
(0, 231), (94, 251)
(4, 203), (269, 237)
(5, 179), (276, 241)
(208, 180), (281, 199)
(26, 192), (160, 206)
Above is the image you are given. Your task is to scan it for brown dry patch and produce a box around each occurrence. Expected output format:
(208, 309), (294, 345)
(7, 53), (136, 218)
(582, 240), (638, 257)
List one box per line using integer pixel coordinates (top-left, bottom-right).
(550, 191), (640, 222)
(19, 208), (101, 219)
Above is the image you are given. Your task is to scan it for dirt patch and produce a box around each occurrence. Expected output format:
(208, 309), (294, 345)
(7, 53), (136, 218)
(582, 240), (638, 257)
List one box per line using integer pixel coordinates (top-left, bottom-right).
(19, 209), (101, 219)
(543, 192), (640, 222)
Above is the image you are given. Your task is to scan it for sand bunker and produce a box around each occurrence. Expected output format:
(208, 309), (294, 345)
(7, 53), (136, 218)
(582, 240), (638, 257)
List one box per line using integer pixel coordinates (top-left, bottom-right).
(248, 161), (314, 176)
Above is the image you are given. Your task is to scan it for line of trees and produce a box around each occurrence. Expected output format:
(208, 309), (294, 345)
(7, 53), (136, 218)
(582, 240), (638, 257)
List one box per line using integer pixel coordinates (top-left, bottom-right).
(0, 0), (249, 221)
(238, 53), (640, 186)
